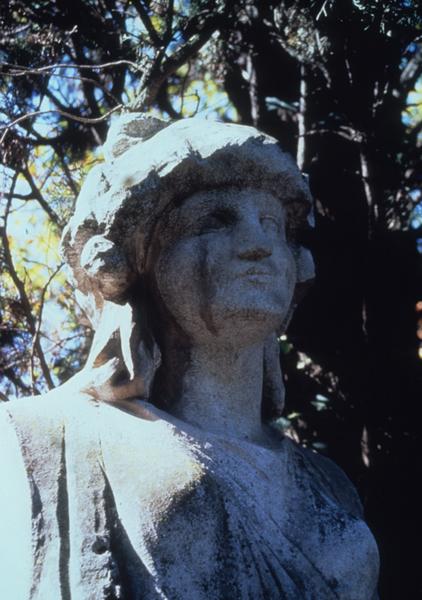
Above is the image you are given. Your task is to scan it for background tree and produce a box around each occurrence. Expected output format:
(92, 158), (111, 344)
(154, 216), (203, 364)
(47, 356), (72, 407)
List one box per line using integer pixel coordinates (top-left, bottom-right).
(1, 1), (421, 597)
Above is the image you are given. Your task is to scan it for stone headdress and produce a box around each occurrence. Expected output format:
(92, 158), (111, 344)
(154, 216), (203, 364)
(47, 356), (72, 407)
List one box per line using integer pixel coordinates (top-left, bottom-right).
(61, 113), (315, 417)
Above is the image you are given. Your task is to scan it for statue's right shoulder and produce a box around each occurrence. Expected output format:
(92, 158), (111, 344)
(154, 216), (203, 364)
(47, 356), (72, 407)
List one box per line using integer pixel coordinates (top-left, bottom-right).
(1, 389), (62, 424)
(0, 386), (96, 463)
(0, 401), (34, 598)
(0, 389), (98, 599)
(0, 395), (65, 599)
(1, 389), (63, 441)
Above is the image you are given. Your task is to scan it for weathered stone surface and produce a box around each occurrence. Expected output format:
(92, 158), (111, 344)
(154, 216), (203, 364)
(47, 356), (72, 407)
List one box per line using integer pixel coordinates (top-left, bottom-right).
(0, 115), (379, 599)
(1, 391), (380, 600)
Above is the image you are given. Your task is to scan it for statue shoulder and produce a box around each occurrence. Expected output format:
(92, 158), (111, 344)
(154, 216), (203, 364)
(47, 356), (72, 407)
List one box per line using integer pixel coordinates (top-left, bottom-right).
(0, 390), (108, 599)
(285, 437), (364, 518)
(1, 390), (62, 426)
(0, 387), (98, 465)
(0, 400), (36, 598)
(2, 387), (70, 431)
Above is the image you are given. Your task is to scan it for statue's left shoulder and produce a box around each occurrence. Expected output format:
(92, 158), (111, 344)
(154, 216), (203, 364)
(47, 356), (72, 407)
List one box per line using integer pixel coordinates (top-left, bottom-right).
(285, 437), (364, 518)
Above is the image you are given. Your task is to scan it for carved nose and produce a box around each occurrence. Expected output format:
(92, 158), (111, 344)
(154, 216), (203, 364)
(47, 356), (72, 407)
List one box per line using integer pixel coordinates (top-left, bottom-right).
(235, 216), (273, 261)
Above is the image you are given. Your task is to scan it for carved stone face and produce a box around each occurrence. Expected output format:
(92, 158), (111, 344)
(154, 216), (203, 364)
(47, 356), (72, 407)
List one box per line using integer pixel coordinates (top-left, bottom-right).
(149, 187), (296, 347)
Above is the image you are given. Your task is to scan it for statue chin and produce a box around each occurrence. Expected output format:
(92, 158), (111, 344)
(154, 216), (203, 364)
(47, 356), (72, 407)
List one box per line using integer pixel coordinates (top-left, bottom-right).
(203, 306), (285, 346)
(200, 281), (289, 340)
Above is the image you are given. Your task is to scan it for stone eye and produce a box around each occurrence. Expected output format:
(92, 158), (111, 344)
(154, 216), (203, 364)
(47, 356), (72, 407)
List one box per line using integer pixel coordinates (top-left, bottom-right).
(199, 208), (236, 233)
(260, 215), (281, 234)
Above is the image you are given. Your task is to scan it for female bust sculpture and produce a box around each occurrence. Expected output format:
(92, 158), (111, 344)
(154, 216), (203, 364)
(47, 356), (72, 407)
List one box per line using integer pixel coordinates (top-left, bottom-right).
(0, 115), (379, 599)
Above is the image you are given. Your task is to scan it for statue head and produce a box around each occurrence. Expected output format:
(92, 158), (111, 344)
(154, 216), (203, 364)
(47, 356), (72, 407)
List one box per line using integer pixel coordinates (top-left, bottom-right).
(61, 113), (314, 420)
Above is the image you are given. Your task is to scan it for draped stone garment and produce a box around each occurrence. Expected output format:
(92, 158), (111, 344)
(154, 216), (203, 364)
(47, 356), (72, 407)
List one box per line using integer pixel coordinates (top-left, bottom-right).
(0, 391), (379, 600)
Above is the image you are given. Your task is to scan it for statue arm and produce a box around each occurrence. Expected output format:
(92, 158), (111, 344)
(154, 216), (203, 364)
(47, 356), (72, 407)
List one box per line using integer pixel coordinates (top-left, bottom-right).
(0, 405), (32, 599)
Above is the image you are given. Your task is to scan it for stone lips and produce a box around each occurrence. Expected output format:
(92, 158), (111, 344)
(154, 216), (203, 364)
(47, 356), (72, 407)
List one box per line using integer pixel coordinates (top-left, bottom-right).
(60, 115), (314, 314)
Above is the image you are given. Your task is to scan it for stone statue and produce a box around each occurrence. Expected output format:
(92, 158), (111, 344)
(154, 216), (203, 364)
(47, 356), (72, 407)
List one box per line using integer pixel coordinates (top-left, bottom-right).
(0, 115), (379, 599)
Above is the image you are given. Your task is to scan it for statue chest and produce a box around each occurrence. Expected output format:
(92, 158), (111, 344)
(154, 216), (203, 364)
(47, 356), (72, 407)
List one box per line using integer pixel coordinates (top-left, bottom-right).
(97, 409), (379, 600)
(4, 398), (379, 600)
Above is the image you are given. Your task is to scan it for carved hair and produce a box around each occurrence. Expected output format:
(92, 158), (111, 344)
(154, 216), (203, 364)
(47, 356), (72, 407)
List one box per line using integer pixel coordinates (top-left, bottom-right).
(61, 113), (315, 419)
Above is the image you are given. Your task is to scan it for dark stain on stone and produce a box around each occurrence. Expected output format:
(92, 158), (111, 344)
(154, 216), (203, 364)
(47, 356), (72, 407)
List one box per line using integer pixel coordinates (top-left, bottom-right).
(57, 428), (71, 600)
(197, 242), (218, 335)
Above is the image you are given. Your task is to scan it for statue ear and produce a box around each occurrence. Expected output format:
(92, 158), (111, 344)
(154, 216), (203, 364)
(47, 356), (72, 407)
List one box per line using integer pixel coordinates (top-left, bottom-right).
(279, 245), (315, 335)
(296, 246), (315, 284)
(265, 247), (315, 419)
(262, 333), (285, 421)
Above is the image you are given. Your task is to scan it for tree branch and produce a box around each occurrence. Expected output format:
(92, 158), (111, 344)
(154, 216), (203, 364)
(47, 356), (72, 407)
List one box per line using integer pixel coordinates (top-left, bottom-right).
(2, 192), (38, 201)
(131, 13), (222, 110)
(56, 149), (80, 196)
(164, 0), (175, 44)
(1, 59), (141, 75)
(30, 264), (63, 394)
(0, 105), (123, 148)
(296, 64), (307, 171)
(130, 0), (162, 46)
(359, 147), (380, 239)
(2, 67), (122, 106)
(1, 367), (33, 396)
(400, 45), (422, 93)
(246, 51), (260, 127)
(156, 83), (182, 119)
(20, 166), (64, 228)
(1, 185), (55, 390)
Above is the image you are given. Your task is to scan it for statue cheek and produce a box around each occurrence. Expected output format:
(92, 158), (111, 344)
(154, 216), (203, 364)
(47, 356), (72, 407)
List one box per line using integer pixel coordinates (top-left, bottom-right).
(153, 239), (205, 314)
(154, 234), (232, 337)
(175, 238), (213, 294)
(277, 244), (296, 286)
(286, 255), (298, 296)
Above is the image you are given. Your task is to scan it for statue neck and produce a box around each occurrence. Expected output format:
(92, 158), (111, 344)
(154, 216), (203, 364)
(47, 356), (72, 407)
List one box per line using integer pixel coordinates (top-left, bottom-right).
(169, 341), (267, 444)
